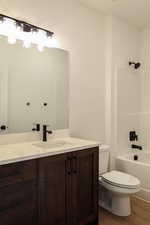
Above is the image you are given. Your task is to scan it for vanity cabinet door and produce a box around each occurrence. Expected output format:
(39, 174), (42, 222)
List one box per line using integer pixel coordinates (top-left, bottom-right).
(71, 148), (99, 225)
(0, 160), (38, 225)
(38, 153), (72, 225)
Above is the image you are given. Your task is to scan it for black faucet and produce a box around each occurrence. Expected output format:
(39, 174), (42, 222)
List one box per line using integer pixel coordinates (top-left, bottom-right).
(131, 144), (142, 150)
(32, 123), (40, 132)
(129, 131), (138, 141)
(0, 125), (7, 131)
(42, 125), (53, 142)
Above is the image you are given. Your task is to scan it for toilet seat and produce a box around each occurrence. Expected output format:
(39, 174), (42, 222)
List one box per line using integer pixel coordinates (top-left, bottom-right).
(101, 170), (140, 189)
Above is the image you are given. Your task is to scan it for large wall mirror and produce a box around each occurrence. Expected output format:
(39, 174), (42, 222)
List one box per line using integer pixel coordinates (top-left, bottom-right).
(0, 37), (69, 133)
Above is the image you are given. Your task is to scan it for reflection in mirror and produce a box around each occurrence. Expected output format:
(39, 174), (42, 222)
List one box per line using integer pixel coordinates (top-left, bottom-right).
(0, 36), (69, 133)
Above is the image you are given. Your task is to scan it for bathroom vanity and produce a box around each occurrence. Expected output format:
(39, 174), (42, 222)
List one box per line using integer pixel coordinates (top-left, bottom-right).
(0, 137), (99, 225)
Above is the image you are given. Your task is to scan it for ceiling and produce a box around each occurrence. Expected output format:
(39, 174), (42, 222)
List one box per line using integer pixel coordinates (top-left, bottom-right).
(79, 0), (150, 29)
(0, 0), (150, 29)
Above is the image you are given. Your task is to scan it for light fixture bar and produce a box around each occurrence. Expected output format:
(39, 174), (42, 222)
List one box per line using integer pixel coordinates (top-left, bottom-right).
(0, 14), (54, 36)
(0, 14), (60, 51)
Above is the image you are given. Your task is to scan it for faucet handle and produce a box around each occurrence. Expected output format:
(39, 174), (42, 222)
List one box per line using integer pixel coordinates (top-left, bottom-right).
(43, 125), (53, 134)
(47, 130), (53, 134)
(32, 123), (40, 132)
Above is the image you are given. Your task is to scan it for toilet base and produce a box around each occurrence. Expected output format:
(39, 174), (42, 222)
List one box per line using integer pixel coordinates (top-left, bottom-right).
(99, 184), (131, 217)
(111, 195), (131, 216)
(99, 194), (131, 217)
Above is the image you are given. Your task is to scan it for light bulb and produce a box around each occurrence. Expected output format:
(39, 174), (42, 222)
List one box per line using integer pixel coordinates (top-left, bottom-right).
(0, 18), (8, 36)
(0, 19), (3, 26)
(37, 44), (44, 52)
(31, 31), (37, 44)
(0, 19), (5, 36)
(51, 37), (59, 48)
(23, 39), (31, 48)
(34, 30), (47, 52)
(4, 18), (17, 44)
(46, 36), (60, 48)
(8, 36), (16, 44)
(21, 29), (32, 48)
(15, 25), (22, 40)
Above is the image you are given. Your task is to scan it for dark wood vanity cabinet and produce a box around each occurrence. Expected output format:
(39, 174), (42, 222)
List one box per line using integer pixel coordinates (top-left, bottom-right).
(38, 147), (99, 225)
(0, 160), (38, 225)
(71, 148), (99, 225)
(0, 147), (99, 225)
(38, 153), (71, 225)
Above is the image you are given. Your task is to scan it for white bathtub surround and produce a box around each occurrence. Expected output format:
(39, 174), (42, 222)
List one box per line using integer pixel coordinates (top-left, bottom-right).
(116, 151), (150, 202)
(0, 135), (100, 166)
(104, 16), (141, 169)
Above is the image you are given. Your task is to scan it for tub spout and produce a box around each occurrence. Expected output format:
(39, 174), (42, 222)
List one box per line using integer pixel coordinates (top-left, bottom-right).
(131, 144), (142, 150)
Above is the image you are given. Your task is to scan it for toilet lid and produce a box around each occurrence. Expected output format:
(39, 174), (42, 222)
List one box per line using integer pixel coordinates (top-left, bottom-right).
(102, 171), (140, 189)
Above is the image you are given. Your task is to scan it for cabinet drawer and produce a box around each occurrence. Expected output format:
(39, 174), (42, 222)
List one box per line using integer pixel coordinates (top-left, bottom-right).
(0, 160), (37, 187)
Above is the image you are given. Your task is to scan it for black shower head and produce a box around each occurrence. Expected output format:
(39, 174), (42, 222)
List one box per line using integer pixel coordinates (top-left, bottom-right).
(135, 62), (141, 69)
(129, 61), (141, 70)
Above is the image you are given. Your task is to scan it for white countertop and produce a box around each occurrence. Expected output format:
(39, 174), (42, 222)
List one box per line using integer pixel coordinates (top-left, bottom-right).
(0, 137), (100, 165)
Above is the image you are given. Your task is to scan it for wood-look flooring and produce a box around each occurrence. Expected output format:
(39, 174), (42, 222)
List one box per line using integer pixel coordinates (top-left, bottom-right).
(99, 197), (150, 225)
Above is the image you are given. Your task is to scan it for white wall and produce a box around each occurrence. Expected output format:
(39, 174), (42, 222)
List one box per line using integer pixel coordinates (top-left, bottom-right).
(106, 16), (141, 168)
(140, 29), (150, 149)
(3, 0), (106, 141)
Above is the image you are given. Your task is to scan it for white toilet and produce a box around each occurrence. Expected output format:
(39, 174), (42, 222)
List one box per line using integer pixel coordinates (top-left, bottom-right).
(99, 145), (141, 217)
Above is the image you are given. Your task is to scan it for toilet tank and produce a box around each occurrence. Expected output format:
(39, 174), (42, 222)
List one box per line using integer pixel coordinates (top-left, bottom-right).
(99, 145), (110, 175)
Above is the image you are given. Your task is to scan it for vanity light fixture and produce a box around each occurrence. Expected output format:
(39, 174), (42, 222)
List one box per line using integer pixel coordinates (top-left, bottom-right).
(0, 14), (59, 51)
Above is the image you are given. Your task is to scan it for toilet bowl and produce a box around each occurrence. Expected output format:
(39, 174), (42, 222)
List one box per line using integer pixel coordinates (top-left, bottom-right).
(99, 170), (141, 216)
(99, 145), (141, 217)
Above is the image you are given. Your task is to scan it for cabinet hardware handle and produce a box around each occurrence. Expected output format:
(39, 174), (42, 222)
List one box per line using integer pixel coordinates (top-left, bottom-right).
(67, 156), (72, 175)
(72, 155), (77, 174)
(73, 170), (77, 174)
(72, 156), (77, 160)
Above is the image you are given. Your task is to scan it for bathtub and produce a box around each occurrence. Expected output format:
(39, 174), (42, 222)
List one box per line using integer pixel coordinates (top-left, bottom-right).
(116, 151), (150, 202)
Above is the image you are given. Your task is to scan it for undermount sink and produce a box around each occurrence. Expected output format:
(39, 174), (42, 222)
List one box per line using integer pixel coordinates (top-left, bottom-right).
(33, 140), (74, 149)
